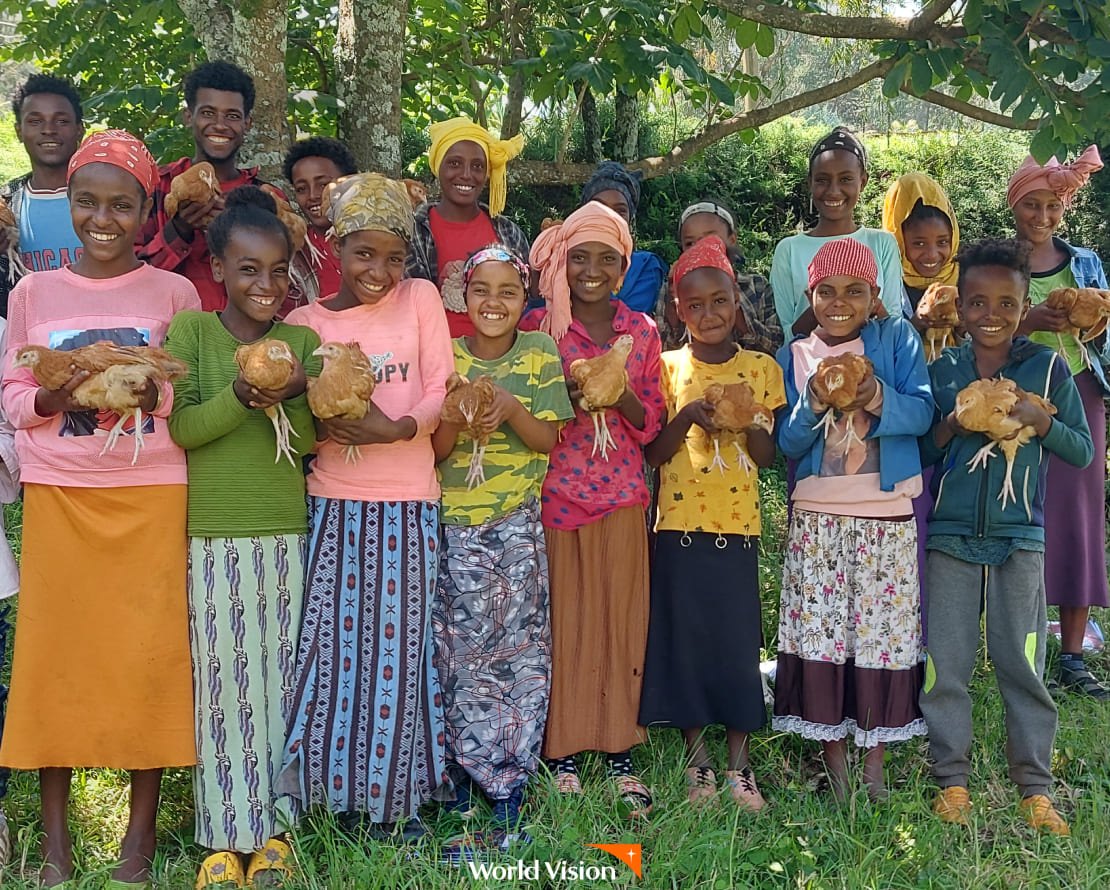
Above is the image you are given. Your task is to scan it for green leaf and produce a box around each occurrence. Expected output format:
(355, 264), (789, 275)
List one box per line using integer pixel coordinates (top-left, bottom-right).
(882, 58), (909, 98)
(734, 18), (759, 48)
(1029, 126), (1058, 163)
(910, 54), (933, 94)
(754, 24), (774, 57)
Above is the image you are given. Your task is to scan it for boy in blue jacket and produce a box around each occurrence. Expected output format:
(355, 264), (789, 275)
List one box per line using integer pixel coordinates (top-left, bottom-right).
(920, 238), (1092, 836)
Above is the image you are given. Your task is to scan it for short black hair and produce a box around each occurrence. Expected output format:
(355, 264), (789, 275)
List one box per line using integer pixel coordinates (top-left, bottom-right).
(207, 185), (292, 258)
(902, 199), (953, 233)
(12, 73), (83, 124)
(184, 61), (255, 115)
(283, 137), (358, 184)
(956, 238), (1031, 291)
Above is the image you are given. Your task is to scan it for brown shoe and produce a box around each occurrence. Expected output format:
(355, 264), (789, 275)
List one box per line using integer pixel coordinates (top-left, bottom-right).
(1019, 794), (1070, 836)
(685, 767), (718, 808)
(933, 786), (972, 825)
(724, 767), (767, 812)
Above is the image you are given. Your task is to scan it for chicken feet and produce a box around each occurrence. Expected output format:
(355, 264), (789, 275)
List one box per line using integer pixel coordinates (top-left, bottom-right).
(100, 407), (145, 466)
(589, 409), (617, 460)
(265, 403), (299, 467)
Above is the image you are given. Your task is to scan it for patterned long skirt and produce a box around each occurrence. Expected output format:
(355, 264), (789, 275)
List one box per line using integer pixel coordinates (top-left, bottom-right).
(278, 499), (447, 822)
(188, 535), (306, 852)
(432, 500), (550, 801)
(773, 509), (926, 748)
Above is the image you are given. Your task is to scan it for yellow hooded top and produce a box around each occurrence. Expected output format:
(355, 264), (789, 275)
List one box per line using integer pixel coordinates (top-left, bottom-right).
(881, 172), (959, 289)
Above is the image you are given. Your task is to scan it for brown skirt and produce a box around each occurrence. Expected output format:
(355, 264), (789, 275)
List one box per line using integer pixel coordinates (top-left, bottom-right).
(543, 506), (649, 758)
(0, 483), (195, 769)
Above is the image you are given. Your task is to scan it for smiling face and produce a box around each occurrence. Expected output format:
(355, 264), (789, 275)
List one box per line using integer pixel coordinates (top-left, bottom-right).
(335, 229), (407, 306)
(590, 189), (631, 223)
(566, 240), (626, 306)
(1012, 188), (1064, 248)
(679, 212), (734, 252)
(809, 274), (878, 345)
(212, 227), (291, 326)
(465, 260), (527, 341)
(957, 265), (1029, 351)
(438, 140), (488, 212)
(291, 155), (345, 230)
(185, 87), (251, 164)
(68, 163), (151, 276)
(902, 215), (954, 280)
(675, 267), (738, 346)
(809, 149), (866, 225)
(16, 92), (84, 171)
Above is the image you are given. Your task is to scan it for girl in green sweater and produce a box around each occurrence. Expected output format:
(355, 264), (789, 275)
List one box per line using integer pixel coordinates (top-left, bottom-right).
(164, 187), (320, 889)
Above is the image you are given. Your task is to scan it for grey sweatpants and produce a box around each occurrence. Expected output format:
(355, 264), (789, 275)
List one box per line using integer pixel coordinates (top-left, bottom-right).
(919, 549), (1057, 797)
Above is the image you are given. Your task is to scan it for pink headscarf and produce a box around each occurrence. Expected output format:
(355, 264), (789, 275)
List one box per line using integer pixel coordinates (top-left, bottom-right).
(530, 202), (633, 342)
(1006, 144), (1103, 209)
(67, 129), (159, 197)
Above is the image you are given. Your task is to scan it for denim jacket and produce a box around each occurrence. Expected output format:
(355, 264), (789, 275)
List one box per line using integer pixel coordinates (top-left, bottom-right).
(1055, 238), (1110, 393)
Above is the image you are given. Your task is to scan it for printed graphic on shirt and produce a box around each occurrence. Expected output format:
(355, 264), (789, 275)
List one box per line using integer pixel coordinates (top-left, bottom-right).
(48, 326), (155, 438)
(438, 259), (467, 314)
(367, 351), (409, 384)
(19, 189), (84, 272)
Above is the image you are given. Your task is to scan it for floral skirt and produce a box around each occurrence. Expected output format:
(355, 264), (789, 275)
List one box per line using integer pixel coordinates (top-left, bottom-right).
(773, 509), (926, 747)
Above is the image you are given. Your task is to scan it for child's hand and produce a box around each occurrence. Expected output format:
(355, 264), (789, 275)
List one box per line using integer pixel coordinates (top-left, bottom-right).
(172, 195), (224, 236)
(1021, 303), (1070, 334)
(840, 372), (880, 413)
(944, 410), (973, 437)
(566, 379), (583, 405)
(476, 385), (522, 435)
(323, 401), (414, 445)
(1008, 394), (1053, 438)
(679, 399), (717, 433)
(233, 362), (308, 410)
(34, 370), (91, 416)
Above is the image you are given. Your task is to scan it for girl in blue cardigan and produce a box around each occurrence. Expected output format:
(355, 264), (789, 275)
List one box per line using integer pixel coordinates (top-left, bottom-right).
(774, 238), (933, 801)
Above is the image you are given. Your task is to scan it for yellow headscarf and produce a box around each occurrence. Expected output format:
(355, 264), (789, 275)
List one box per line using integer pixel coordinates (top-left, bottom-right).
(427, 116), (525, 218)
(323, 173), (415, 242)
(881, 172), (960, 289)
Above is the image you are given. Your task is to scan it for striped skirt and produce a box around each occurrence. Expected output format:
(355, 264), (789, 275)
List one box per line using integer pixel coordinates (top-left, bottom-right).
(187, 535), (306, 853)
(432, 500), (550, 801)
(278, 499), (447, 822)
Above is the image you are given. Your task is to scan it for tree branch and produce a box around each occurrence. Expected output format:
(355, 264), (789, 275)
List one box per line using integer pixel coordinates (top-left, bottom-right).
(907, 87), (1041, 129)
(709, 0), (964, 40)
(915, 0), (959, 28)
(511, 59), (894, 186)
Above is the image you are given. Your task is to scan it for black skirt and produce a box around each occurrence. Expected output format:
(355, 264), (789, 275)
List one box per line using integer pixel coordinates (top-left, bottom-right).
(638, 530), (767, 732)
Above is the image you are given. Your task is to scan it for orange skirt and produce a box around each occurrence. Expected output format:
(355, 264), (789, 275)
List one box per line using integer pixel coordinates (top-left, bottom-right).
(0, 483), (195, 769)
(543, 506), (649, 758)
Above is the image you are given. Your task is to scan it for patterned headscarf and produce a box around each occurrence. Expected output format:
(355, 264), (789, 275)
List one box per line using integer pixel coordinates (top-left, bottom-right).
(1006, 144), (1103, 209)
(671, 235), (734, 289)
(323, 173), (415, 241)
(462, 244), (530, 289)
(808, 238), (878, 290)
(581, 161), (642, 219)
(67, 129), (158, 196)
(530, 202), (634, 342)
(427, 116), (525, 218)
(809, 126), (868, 171)
(881, 172), (960, 288)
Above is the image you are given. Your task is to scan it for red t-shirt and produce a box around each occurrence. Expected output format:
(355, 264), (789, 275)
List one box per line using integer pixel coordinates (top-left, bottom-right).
(427, 206), (498, 338)
(307, 226), (342, 300)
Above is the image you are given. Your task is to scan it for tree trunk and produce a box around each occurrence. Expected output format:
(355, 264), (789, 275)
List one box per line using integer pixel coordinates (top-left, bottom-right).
(613, 89), (638, 162)
(500, 0), (529, 139)
(580, 85), (602, 163)
(337, 0), (408, 177)
(177, 0), (288, 180)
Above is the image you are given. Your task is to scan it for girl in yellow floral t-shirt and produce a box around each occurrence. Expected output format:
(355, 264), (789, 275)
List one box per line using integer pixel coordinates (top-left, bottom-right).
(641, 235), (785, 811)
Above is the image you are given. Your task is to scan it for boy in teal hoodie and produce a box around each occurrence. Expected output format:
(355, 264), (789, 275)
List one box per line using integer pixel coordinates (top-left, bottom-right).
(920, 238), (1092, 836)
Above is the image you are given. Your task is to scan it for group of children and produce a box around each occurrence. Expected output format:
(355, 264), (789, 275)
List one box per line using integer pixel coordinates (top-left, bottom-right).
(0, 60), (1105, 888)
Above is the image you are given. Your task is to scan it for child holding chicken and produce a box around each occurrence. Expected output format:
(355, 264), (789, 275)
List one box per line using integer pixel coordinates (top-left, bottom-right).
(640, 235), (785, 810)
(774, 238), (933, 801)
(919, 238), (1092, 835)
(163, 186), (319, 887)
(519, 202), (664, 816)
(430, 244), (573, 843)
(0, 130), (200, 887)
(277, 172), (453, 835)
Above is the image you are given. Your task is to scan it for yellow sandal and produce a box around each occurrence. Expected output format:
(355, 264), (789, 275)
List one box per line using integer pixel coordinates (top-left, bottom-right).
(196, 851), (245, 890)
(245, 838), (295, 885)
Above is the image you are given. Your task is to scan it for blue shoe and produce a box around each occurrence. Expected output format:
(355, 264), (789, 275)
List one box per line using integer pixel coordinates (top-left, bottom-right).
(491, 787), (525, 828)
(445, 777), (478, 817)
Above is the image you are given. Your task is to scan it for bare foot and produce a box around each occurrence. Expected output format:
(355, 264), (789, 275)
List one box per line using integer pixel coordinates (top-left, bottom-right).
(40, 825), (74, 887)
(113, 823), (156, 884)
(863, 743), (886, 802)
(821, 739), (850, 802)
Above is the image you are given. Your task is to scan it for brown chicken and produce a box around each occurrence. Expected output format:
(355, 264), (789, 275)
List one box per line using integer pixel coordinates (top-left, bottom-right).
(163, 161), (220, 221)
(0, 197), (25, 285)
(260, 184), (309, 254)
(702, 382), (775, 474)
(13, 343), (187, 465)
(1044, 287), (1110, 369)
(916, 283), (960, 362)
(306, 341), (376, 463)
(441, 372), (498, 488)
(809, 353), (875, 454)
(569, 334), (634, 460)
(236, 339), (301, 466)
(403, 179), (428, 208)
(954, 377), (1057, 512)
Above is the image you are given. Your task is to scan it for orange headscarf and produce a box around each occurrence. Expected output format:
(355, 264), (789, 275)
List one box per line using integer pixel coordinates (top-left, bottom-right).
(1006, 144), (1103, 209)
(530, 202), (633, 342)
(66, 129), (158, 196)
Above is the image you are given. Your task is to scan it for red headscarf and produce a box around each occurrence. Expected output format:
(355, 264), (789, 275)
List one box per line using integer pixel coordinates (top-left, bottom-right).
(67, 129), (158, 197)
(671, 235), (733, 290)
(807, 238), (878, 290)
(1006, 144), (1103, 209)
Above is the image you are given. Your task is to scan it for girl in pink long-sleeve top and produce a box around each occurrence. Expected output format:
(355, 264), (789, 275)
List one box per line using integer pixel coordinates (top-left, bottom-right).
(519, 201), (664, 818)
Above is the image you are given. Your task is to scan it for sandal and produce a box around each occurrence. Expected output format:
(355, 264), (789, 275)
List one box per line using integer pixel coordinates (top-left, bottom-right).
(245, 838), (295, 885)
(555, 771), (583, 794)
(613, 774), (653, 819)
(195, 852), (245, 890)
(1058, 661), (1110, 700)
(685, 767), (718, 808)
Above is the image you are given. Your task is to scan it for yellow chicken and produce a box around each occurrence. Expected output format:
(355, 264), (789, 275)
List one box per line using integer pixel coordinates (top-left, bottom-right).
(569, 334), (634, 461)
(954, 377), (1057, 512)
(809, 353), (874, 454)
(164, 161), (220, 221)
(916, 283), (960, 362)
(441, 373), (498, 489)
(1044, 287), (1110, 369)
(235, 339), (301, 466)
(702, 381), (774, 474)
(306, 341), (376, 463)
